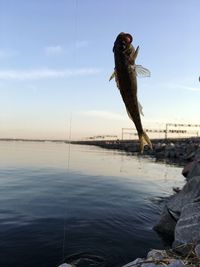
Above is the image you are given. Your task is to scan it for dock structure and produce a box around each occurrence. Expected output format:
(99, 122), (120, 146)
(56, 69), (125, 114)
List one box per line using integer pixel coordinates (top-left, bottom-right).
(121, 123), (200, 141)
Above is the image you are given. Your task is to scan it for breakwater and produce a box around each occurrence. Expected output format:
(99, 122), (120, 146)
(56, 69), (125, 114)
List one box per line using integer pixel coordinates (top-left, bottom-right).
(72, 137), (200, 165)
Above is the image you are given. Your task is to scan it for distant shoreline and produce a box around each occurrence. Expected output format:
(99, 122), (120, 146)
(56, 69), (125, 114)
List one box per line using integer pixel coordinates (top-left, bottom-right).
(0, 138), (70, 143)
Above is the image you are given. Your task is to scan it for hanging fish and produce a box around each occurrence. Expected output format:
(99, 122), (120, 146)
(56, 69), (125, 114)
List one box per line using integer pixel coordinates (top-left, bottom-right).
(110, 32), (152, 152)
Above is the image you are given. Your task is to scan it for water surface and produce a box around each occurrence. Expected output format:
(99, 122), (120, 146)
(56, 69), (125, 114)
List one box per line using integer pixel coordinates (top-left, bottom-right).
(0, 142), (185, 267)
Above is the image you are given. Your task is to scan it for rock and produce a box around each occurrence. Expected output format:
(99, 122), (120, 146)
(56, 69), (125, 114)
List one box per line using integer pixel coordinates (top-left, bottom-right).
(147, 249), (166, 260)
(194, 148), (200, 161)
(155, 151), (165, 159)
(141, 263), (162, 267)
(153, 206), (176, 238)
(154, 176), (200, 237)
(195, 243), (200, 259)
(122, 258), (143, 267)
(182, 161), (196, 178)
(174, 202), (200, 245)
(168, 259), (185, 267)
(185, 144), (197, 159)
(167, 175), (200, 213)
(186, 161), (200, 180)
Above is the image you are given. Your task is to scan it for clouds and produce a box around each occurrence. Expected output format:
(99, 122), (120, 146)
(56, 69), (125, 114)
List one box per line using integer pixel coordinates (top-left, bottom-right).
(167, 83), (200, 93)
(44, 45), (63, 55)
(44, 41), (89, 56)
(0, 68), (101, 81)
(181, 85), (200, 92)
(75, 40), (89, 49)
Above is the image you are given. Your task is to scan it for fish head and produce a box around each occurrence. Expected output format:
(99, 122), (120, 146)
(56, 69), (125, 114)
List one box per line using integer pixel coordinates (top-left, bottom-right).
(113, 32), (133, 53)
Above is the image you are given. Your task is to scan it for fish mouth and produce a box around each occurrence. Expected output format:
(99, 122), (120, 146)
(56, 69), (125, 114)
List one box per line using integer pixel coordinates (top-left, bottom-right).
(118, 32), (133, 44)
(113, 32), (133, 52)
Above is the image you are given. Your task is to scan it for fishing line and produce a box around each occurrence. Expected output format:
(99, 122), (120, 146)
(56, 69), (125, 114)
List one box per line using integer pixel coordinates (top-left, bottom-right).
(61, 114), (72, 263)
(60, 0), (79, 265)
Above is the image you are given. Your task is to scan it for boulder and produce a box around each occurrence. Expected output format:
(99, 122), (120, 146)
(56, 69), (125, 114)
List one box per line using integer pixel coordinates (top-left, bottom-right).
(154, 176), (200, 237)
(185, 161), (200, 181)
(147, 249), (167, 260)
(182, 161), (196, 178)
(173, 202), (200, 245)
(167, 260), (185, 267)
(153, 206), (176, 238)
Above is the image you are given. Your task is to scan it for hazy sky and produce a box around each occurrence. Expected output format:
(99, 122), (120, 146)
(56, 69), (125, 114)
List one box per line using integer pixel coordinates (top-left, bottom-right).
(0, 0), (200, 139)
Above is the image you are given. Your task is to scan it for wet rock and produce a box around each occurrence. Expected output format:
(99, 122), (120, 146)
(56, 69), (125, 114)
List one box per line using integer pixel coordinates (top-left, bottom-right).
(182, 161), (196, 178)
(186, 161), (200, 180)
(153, 206), (176, 238)
(174, 202), (200, 245)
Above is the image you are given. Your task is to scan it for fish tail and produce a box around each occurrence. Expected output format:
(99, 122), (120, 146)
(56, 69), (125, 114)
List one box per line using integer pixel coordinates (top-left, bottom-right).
(139, 132), (152, 153)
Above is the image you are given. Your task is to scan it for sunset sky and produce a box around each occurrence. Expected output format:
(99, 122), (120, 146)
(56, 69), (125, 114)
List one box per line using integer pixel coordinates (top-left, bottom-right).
(0, 0), (200, 140)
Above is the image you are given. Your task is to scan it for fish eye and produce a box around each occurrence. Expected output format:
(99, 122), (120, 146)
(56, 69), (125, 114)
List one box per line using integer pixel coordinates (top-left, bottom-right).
(121, 41), (126, 48)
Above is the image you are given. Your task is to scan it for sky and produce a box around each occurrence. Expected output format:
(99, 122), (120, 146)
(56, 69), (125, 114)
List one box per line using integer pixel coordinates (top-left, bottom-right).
(0, 0), (200, 140)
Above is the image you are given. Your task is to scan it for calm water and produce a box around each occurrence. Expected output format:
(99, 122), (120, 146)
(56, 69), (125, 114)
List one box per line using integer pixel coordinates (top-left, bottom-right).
(0, 142), (185, 267)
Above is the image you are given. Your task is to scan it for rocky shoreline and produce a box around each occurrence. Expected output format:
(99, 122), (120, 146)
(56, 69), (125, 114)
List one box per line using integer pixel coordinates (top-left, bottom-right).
(72, 138), (200, 266)
(72, 137), (200, 166)
(122, 151), (200, 266)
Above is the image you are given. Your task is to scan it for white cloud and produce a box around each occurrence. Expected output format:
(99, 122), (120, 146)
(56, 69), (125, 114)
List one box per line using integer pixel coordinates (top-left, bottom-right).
(181, 85), (200, 92)
(44, 45), (63, 55)
(44, 41), (89, 56)
(0, 68), (101, 80)
(155, 82), (200, 92)
(81, 110), (128, 121)
(75, 40), (89, 48)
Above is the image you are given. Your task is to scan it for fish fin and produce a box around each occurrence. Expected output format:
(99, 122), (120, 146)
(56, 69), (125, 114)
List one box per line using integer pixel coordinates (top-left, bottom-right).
(134, 65), (151, 77)
(109, 71), (115, 81)
(129, 46), (139, 63)
(109, 70), (120, 89)
(133, 45), (139, 60)
(139, 132), (152, 153)
(138, 101), (144, 116)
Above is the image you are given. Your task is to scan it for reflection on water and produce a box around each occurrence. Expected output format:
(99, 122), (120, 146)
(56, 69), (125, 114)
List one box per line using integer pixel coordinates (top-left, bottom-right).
(0, 142), (185, 267)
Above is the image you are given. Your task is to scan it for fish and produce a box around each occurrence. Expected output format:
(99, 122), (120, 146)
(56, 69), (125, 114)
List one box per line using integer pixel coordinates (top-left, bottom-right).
(110, 32), (152, 153)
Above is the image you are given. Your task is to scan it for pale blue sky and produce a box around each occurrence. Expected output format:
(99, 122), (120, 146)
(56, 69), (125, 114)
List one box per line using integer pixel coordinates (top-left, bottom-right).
(0, 0), (200, 139)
